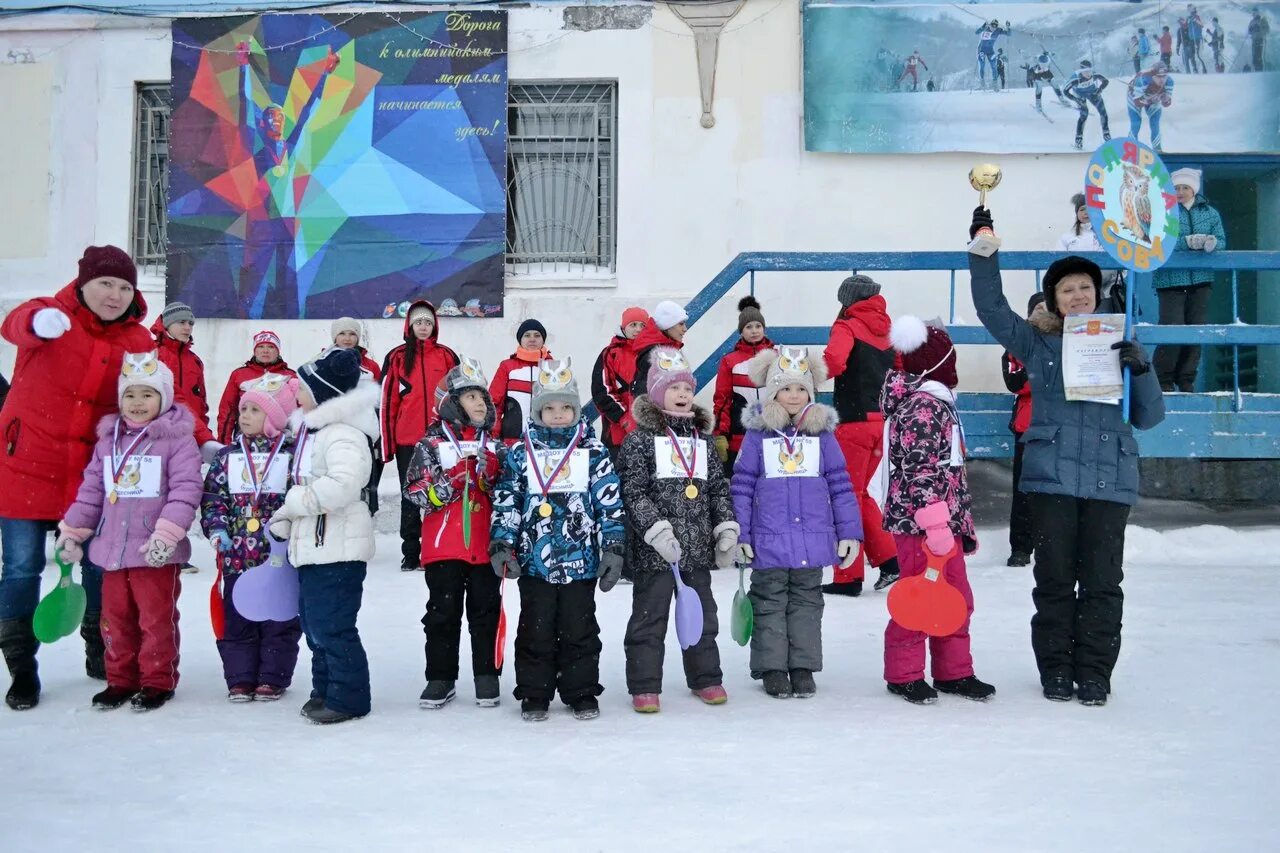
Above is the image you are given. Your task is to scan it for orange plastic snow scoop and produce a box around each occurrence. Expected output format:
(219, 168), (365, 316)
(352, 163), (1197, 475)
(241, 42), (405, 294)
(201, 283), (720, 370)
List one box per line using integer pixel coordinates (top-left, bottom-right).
(886, 541), (967, 637)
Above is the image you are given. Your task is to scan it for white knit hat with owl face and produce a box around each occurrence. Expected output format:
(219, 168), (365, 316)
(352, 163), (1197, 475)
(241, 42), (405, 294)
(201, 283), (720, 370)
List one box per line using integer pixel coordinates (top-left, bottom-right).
(747, 346), (827, 407)
(118, 351), (175, 413)
(531, 357), (581, 426)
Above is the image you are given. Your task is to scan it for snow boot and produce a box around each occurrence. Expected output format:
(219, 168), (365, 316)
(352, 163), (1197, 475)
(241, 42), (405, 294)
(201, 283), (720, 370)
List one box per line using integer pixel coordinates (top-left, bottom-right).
(571, 696), (600, 721)
(419, 680), (456, 709)
(303, 703), (365, 725)
(228, 683), (255, 703)
(873, 559), (900, 591)
(632, 693), (660, 713)
(131, 687), (175, 711)
(1, 617), (40, 711)
(254, 685), (285, 701)
(92, 685), (137, 710)
(790, 669), (817, 699)
(1073, 138), (1083, 151)
(763, 670), (792, 699)
(521, 698), (550, 722)
(822, 580), (862, 597)
(300, 695), (324, 716)
(81, 612), (106, 681)
(400, 555), (418, 572)
(887, 679), (938, 705)
(1076, 680), (1109, 707)
(1042, 676), (1074, 702)
(1007, 552), (1031, 567)
(934, 675), (996, 701)
(474, 675), (500, 707)
(693, 685), (728, 705)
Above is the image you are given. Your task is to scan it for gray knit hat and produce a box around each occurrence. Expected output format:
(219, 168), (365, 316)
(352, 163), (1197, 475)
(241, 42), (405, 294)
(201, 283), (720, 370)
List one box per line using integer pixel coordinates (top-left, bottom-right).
(838, 275), (882, 308)
(160, 301), (195, 328)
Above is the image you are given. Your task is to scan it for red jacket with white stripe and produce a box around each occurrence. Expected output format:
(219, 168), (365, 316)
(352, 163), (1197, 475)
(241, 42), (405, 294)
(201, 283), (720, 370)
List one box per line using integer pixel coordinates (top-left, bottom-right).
(489, 350), (550, 444)
(713, 337), (775, 452)
(151, 317), (214, 446)
(590, 335), (636, 448)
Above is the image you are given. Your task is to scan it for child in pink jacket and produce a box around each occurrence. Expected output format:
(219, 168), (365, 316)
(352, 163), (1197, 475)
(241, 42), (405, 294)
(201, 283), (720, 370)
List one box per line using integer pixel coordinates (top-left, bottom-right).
(56, 352), (203, 712)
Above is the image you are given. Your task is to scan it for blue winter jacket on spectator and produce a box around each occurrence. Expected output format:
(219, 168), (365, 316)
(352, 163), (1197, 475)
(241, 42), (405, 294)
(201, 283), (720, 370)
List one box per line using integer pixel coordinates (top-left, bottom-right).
(1153, 194), (1227, 290)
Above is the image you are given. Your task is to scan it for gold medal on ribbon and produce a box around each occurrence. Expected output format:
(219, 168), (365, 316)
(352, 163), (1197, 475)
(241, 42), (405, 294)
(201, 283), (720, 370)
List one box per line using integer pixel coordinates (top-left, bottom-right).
(685, 483), (699, 500)
(538, 502), (553, 518)
(108, 490), (118, 505)
(247, 517), (261, 533)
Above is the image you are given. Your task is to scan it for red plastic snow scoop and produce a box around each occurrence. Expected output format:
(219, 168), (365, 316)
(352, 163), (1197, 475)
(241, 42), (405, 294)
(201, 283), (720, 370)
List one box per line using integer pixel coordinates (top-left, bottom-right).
(494, 574), (508, 669)
(887, 541), (967, 637)
(210, 567), (226, 641)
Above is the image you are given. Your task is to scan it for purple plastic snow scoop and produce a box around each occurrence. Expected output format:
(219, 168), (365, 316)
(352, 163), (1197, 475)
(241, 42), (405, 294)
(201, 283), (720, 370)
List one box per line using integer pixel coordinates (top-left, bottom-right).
(231, 536), (299, 623)
(671, 562), (704, 649)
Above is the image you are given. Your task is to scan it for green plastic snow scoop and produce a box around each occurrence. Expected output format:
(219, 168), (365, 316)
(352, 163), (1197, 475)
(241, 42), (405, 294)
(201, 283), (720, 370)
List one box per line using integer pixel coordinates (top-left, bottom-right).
(33, 554), (87, 644)
(731, 564), (753, 646)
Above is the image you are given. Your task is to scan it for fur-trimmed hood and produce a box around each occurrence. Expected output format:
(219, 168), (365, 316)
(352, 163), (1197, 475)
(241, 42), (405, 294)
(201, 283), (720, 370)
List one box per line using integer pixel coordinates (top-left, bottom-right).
(631, 394), (713, 433)
(290, 380), (380, 439)
(95, 403), (194, 440)
(742, 400), (838, 434)
(1030, 311), (1064, 337)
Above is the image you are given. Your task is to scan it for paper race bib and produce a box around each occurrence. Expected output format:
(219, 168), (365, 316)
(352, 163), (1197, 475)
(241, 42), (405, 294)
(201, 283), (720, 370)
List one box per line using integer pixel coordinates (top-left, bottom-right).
(438, 440), (482, 471)
(652, 437), (708, 480)
(227, 452), (292, 495)
(104, 455), (162, 499)
(526, 448), (589, 494)
(762, 436), (821, 479)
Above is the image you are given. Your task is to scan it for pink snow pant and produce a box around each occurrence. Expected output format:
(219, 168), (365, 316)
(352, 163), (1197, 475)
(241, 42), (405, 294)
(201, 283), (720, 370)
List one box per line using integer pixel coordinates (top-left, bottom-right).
(883, 533), (974, 683)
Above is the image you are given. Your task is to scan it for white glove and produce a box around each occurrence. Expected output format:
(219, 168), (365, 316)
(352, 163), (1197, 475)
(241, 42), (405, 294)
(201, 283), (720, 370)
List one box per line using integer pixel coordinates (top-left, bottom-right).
(714, 523), (740, 570)
(734, 543), (754, 565)
(837, 539), (861, 569)
(32, 308), (71, 340)
(1185, 234), (1206, 250)
(200, 441), (224, 464)
(1202, 235), (1218, 253)
(644, 520), (682, 564)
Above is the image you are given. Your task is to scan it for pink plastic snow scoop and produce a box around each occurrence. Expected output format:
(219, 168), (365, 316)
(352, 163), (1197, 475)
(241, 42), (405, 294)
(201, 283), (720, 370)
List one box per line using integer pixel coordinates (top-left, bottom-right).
(232, 536), (299, 623)
(671, 562), (704, 649)
(887, 541), (967, 637)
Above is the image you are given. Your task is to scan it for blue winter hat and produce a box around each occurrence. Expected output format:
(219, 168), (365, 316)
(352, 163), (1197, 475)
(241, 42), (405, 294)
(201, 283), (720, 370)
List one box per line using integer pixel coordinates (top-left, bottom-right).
(298, 347), (362, 407)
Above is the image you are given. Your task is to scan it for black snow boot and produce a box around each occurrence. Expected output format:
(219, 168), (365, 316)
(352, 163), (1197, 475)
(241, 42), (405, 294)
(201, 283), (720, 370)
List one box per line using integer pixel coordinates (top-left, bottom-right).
(570, 696), (600, 721)
(1076, 680), (1109, 707)
(762, 670), (792, 698)
(81, 612), (106, 681)
(1, 617), (40, 711)
(131, 687), (175, 712)
(934, 675), (996, 701)
(92, 685), (137, 710)
(887, 679), (938, 705)
(1042, 676), (1074, 702)
(822, 580), (862, 597)
(789, 669), (817, 699)
(1006, 552), (1031, 567)
(474, 675), (500, 708)
(400, 555), (419, 572)
(300, 695), (324, 717)
(303, 703), (365, 725)
(873, 559), (900, 591)
(418, 680), (456, 709)
(521, 698), (550, 722)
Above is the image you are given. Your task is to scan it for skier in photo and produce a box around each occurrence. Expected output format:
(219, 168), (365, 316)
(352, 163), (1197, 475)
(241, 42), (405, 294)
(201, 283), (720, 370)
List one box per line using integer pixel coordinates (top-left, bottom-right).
(1127, 62), (1175, 152)
(995, 49), (1008, 91)
(1128, 35), (1142, 75)
(1028, 53), (1069, 112)
(1208, 17), (1225, 72)
(896, 49), (928, 93)
(1186, 7), (1208, 73)
(1159, 26), (1174, 66)
(974, 20), (1011, 90)
(1249, 8), (1270, 71)
(1138, 27), (1153, 69)
(1063, 60), (1111, 151)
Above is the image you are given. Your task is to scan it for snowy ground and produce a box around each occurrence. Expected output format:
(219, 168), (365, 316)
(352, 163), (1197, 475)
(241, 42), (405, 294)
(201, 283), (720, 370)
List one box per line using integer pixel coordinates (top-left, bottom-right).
(4, 522), (1279, 852)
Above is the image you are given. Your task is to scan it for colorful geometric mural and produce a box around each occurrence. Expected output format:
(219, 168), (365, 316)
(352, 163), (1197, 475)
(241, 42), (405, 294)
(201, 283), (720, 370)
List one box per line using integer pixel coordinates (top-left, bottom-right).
(167, 11), (508, 319)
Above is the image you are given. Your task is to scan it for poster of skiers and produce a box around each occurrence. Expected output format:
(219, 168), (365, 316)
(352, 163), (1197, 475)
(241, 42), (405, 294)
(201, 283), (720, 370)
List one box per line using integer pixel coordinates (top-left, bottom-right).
(803, 1), (1279, 154)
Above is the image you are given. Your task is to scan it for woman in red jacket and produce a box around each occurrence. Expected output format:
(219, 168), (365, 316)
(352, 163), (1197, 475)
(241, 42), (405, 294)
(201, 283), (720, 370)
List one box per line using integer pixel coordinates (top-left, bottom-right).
(215, 330), (295, 443)
(590, 307), (647, 459)
(380, 300), (459, 570)
(0, 246), (153, 710)
(489, 319), (551, 444)
(712, 297), (774, 476)
(151, 302), (218, 455)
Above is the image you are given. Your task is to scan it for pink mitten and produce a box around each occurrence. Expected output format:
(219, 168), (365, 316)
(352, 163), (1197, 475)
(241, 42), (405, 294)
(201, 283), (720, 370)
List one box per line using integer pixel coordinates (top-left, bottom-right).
(913, 502), (954, 556)
(55, 522), (92, 564)
(138, 518), (186, 568)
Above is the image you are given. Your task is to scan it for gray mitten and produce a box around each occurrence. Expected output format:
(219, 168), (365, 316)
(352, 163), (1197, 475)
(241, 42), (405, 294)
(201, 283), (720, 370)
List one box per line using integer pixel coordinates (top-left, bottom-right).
(598, 550), (625, 592)
(1202, 235), (1218, 252)
(489, 542), (521, 579)
(1185, 234), (1206, 250)
(643, 520), (682, 564)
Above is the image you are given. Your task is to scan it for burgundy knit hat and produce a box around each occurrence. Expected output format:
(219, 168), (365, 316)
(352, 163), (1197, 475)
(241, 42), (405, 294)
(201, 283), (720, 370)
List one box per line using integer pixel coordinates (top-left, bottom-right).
(77, 245), (137, 288)
(890, 315), (959, 389)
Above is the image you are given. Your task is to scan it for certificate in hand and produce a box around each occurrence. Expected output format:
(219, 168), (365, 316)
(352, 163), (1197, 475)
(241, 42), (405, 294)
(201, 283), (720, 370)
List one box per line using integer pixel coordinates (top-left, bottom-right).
(1062, 314), (1125, 404)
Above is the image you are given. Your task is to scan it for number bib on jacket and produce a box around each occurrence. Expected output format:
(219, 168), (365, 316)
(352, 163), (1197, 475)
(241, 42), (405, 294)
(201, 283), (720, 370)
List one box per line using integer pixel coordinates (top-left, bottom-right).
(526, 448), (589, 494)
(653, 437), (708, 480)
(104, 455), (162, 499)
(437, 440), (481, 470)
(228, 452), (291, 495)
(762, 436), (820, 478)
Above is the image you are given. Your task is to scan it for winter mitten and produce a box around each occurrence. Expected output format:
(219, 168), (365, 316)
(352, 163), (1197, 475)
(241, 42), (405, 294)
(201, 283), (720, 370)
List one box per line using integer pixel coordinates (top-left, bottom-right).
(211, 530), (233, 553)
(643, 520), (682, 565)
(713, 435), (729, 463)
(969, 205), (994, 240)
(1184, 234), (1206, 250)
(445, 459), (470, 492)
(734, 543), (754, 565)
(489, 542), (520, 579)
(1202, 235), (1218, 253)
(54, 522), (91, 565)
(200, 441), (225, 464)
(913, 502), (954, 557)
(598, 550), (625, 592)
(837, 539), (861, 569)
(1111, 339), (1151, 376)
(32, 307), (72, 340)
(267, 516), (291, 542)
(714, 522), (741, 569)
(139, 518), (185, 568)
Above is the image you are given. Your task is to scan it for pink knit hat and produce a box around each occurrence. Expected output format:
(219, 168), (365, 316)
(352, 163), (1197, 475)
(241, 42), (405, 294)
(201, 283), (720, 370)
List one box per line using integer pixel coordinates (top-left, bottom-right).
(645, 346), (696, 404)
(239, 374), (300, 438)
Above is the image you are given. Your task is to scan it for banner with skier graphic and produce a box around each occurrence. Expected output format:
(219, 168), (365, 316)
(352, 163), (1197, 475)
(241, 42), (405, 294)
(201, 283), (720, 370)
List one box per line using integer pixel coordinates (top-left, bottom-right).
(803, 1), (1280, 154)
(167, 12), (508, 320)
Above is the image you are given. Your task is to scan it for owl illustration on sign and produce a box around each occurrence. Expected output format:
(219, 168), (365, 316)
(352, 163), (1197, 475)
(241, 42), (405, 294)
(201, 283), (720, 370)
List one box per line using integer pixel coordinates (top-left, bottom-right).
(541, 457), (572, 483)
(1119, 162), (1152, 245)
(119, 460), (142, 489)
(778, 442), (805, 474)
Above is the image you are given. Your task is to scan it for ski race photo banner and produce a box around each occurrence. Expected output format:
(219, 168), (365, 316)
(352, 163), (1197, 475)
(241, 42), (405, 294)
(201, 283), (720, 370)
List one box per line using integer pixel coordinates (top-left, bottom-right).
(167, 11), (508, 320)
(803, 1), (1280, 155)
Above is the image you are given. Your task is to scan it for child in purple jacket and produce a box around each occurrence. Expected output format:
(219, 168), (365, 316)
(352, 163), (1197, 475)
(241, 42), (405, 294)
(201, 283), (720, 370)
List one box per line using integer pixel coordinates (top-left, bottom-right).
(730, 346), (862, 699)
(55, 352), (203, 711)
(879, 317), (994, 705)
(201, 374), (303, 702)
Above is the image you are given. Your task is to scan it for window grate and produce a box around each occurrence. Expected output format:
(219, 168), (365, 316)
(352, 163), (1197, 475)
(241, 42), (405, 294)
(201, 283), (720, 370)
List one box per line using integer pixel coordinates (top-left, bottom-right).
(506, 81), (618, 276)
(132, 83), (171, 276)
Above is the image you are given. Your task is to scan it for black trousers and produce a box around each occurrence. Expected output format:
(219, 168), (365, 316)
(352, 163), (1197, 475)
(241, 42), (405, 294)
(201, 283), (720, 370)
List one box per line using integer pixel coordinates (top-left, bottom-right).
(395, 444), (421, 563)
(1028, 493), (1129, 690)
(1154, 283), (1212, 390)
(1009, 439), (1035, 556)
(514, 576), (602, 704)
(624, 565), (721, 695)
(423, 560), (501, 681)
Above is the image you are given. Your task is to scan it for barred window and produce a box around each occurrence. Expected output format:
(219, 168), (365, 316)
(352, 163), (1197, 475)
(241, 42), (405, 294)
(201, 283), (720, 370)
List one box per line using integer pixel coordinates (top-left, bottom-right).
(506, 81), (618, 276)
(131, 83), (171, 276)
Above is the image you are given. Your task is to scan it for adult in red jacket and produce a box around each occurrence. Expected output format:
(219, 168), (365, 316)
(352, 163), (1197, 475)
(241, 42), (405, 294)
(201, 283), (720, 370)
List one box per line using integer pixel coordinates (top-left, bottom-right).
(489, 319), (551, 443)
(822, 275), (900, 596)
(216, 330), (295, 443)
(380, 300), (459, 569)
(713, 297), (774, 476)
(1002, 292), (1046, 568)
(629, 300), (688, 398)
(590, 306), (647, 457)
(0, 246), (152, 710)
(151, 302), (218, 453)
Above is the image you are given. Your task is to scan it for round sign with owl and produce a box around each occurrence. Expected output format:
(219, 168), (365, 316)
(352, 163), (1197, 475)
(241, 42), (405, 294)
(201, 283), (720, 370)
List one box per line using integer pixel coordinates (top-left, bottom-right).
(1083, 139), (1179, 272)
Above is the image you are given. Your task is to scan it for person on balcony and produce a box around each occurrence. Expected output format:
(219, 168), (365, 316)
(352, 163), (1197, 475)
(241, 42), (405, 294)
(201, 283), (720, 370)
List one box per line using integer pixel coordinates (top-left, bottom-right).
(1152, 168), (1226, 392)
(969, 206), (1166, 707)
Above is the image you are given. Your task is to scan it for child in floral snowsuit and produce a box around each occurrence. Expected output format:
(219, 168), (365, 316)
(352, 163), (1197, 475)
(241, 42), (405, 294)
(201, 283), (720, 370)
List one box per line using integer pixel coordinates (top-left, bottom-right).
(879, 316), (994, 706)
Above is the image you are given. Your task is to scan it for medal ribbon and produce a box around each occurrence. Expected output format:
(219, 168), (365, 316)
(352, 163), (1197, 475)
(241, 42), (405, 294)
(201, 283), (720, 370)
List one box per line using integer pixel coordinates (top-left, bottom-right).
(291, 426), (310, 486)
(109, 420), (154, 493)
(440, 422), (488, 472)
(239, 433), (287, 508)
(526, 422), (585, 499)
(771, 403), (814, 455)
(665, 426), (699, 481)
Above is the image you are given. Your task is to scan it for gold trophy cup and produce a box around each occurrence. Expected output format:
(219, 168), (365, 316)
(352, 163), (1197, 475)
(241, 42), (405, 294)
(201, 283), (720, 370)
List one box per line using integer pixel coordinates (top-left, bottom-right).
(967, 164), (1002, 257)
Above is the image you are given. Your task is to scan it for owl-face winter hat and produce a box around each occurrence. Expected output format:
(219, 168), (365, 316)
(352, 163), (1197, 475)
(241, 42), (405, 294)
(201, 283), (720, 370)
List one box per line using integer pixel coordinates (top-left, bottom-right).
(298, 346), (362, 407)
(436, 355), (495, 428)
(531, 357), (581, 426)
(1042, 255), (1102, 316)
(240, 374), (300, 438)
(1171, 167), (1202, 195)
(747, 345), (826, 406)
(118, 351), (175, 412)
(651, 300), (688, 332)
(737, 296), (766, 333)
(891, 316), (959, 389)
(646, 346), (696, 403)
